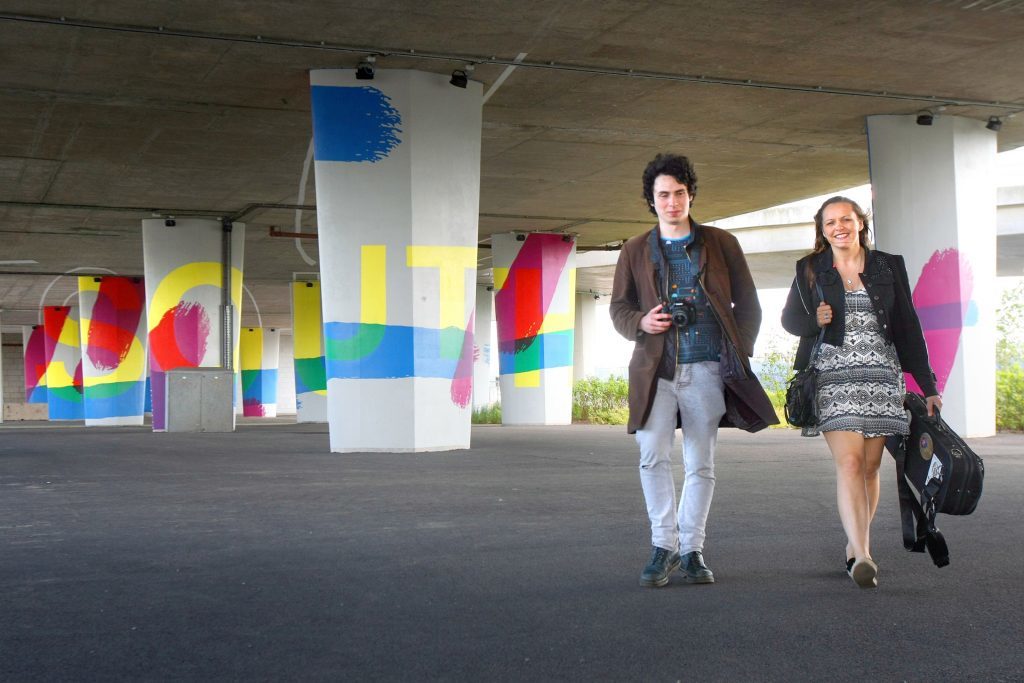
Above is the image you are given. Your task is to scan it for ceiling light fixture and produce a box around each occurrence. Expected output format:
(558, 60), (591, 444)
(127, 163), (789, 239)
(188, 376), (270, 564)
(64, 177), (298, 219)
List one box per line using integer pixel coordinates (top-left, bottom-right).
(356, 55), (376, 80)
(986, 116), (1003, 131)
(916, 110), (934, 126)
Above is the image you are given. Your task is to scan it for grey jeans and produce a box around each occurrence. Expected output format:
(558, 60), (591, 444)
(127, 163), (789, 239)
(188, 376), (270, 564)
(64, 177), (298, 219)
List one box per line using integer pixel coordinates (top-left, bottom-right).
(635, 361), (726, 554)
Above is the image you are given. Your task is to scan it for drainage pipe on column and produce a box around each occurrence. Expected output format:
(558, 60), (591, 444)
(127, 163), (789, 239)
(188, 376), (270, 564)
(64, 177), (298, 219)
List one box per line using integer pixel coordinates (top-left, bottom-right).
(221, 219), (234, 371)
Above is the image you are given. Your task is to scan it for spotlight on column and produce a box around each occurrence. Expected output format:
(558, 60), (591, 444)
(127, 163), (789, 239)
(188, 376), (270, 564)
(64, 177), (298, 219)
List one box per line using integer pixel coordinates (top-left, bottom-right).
(449, 70), (468, 88)
(916, 111), (934, 126)
(515, 233), (526, 242)
(356, 56), (376, 80)
(449, 64), (473, 88)
(986, 116), (1003, 132)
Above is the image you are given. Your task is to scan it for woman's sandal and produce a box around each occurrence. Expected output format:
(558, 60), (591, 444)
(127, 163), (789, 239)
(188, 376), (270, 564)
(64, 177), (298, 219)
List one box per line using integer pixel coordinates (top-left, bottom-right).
(850, 558), (878, 588)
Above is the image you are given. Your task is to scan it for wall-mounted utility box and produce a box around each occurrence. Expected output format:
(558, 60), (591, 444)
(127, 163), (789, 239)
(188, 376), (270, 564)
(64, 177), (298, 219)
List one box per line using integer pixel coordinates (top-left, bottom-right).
(165, 368), (235, 432)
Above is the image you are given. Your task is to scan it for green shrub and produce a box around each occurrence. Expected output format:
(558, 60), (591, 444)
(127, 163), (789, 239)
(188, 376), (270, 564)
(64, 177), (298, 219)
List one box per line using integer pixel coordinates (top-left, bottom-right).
(996, 283), (1024, 431)
(754, 336), (798, 428)
(573, 375), (629, 425)
(471, 404), (502, 424)
(997, 283), (1024, 371)
(996, 367), (1024, 431)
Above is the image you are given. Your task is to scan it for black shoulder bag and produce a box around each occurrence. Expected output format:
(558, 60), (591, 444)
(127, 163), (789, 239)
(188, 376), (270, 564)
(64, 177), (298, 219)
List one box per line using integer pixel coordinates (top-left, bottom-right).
(784, 282), (826, 428)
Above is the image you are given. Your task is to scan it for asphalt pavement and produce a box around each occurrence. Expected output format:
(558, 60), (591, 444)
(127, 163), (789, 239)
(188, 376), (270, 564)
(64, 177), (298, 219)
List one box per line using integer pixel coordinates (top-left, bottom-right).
(1, 421), (1021, 682)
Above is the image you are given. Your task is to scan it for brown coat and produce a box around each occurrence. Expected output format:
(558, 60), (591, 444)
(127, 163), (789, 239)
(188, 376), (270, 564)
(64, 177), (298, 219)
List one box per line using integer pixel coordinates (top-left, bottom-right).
(610, 222), (775, 433)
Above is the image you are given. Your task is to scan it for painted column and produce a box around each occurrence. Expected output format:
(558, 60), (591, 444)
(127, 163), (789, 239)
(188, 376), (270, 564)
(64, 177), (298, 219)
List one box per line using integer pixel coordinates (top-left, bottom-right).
(22, 324), (49, 404)
(867, 114), (997, 437)
(310, 69), (482, 452)
(240, 327), (280, 417)
(77, 276), (148, 426)
(291, 281), (328, 422)
(142, 218), (244, 432)
(472, 285), (494, 410)
(43, 305), (84, 420)
(573, 292), (599, 382)
(492, 232), (577, 425)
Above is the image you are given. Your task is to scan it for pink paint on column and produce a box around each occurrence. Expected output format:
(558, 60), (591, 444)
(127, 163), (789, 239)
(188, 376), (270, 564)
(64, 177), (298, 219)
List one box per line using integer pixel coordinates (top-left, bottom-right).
(450, 311), (475, 408)
(907, 249), (973, 395)
(243, 398), (267, 417)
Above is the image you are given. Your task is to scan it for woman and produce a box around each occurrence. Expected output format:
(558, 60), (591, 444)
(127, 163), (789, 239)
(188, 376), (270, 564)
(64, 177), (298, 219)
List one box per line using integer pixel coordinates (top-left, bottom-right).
(781, 196), (941, 589)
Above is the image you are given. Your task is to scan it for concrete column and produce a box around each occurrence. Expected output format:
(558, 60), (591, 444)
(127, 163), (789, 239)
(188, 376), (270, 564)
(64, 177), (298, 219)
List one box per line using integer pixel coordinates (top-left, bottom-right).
(240, 327), (280, 417)
(290, 281), (327, 423)
(867, 114), (997, 437)
(310, 69), (482, 452)
(43, 305), (84, 420)
(492, 232), (577, 425)
(573, 292), (599, 382)
(142, 218), (245, 432)
(77, 276), (148, 426)
(472, 285), (494, 410)
(21, 324), (48, 404)
(276, 333), (298, 415)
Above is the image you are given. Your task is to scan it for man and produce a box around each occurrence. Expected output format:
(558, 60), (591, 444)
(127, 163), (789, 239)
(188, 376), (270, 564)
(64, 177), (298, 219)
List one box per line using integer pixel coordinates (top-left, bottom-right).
(610, 153), (770, 587)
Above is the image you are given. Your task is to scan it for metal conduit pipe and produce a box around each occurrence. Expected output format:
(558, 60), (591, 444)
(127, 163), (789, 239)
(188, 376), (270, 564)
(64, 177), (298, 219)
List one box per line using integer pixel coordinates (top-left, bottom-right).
(220, 219), (234, 372)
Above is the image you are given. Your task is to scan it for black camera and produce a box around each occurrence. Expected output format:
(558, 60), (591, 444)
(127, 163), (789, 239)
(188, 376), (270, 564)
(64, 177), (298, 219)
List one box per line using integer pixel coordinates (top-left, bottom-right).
(663, 294), (697, 328)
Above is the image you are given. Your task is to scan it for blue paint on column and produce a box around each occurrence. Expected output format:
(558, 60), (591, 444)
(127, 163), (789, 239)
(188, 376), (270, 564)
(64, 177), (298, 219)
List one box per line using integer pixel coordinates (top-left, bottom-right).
(311, 85), (402, 162)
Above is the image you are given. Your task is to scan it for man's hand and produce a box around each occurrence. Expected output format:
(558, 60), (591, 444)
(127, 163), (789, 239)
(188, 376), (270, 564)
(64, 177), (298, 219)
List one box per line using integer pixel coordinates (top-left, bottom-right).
(640, 303), (672, 335)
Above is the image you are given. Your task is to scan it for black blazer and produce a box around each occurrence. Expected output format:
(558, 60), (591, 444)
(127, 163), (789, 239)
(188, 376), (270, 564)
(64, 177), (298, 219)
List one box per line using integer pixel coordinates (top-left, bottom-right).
(781, 248), (938, 397)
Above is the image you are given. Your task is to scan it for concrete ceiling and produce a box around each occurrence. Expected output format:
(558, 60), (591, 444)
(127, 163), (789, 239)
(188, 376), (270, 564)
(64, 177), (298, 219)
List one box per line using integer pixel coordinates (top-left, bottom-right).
(2, 0), (1024, 328)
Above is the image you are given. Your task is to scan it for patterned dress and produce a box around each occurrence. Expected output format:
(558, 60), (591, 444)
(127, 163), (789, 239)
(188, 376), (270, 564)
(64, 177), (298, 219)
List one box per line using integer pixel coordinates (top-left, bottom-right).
(802, 288), (909, 438)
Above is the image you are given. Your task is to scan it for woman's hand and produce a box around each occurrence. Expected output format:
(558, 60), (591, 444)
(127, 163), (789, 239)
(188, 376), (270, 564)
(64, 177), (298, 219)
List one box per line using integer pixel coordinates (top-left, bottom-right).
(640, 303), (672, 335)
(925, 395), (942, 417)
(816, 302), (833, 327)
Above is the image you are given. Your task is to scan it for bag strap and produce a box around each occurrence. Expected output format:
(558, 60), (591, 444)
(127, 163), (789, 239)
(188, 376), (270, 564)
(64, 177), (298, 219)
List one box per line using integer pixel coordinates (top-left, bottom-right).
(807, 283), (827, 365)
(890, 432), (950, 567)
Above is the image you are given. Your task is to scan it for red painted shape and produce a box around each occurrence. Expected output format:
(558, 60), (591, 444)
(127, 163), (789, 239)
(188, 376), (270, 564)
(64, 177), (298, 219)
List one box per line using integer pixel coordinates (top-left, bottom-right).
(43, 306), (70, 344)
(73, 360), (84, 393)
(100, 277), (143, 309)
(149, 301), (208, 372)
(86, 278), (145, 371)
(513, 268), (542, 341)
(87, 320), (137, 370)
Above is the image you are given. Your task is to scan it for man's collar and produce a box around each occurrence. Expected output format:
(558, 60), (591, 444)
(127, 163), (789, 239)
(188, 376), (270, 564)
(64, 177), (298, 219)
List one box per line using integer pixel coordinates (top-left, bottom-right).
(655, 218), (701, 244)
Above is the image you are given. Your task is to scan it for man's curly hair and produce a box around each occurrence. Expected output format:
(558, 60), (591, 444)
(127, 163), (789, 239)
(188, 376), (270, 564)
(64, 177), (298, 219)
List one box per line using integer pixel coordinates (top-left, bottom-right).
(642, 153), (698, 217)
